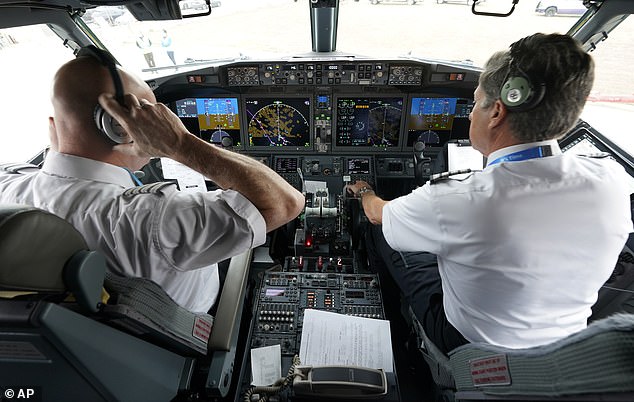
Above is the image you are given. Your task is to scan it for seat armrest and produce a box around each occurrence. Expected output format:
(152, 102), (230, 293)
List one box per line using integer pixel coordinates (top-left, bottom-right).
(208, 248), (253, 351)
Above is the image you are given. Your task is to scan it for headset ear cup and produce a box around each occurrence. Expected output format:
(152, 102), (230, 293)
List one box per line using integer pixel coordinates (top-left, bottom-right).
(94, 105), (128, 144)
(500, 75), (546, 112)
(500, 76), (532, 109)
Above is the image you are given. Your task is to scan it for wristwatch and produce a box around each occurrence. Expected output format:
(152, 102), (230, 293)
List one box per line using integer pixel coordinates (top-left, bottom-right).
(358, 186), (375, 197)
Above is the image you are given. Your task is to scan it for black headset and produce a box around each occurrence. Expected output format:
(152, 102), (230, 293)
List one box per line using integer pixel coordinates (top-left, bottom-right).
(499, 39), (546, 112)
(76, 45), (130, 144)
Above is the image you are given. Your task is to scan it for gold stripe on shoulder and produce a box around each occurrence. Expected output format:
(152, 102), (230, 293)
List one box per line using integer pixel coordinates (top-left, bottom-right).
(123, 181), (176, 197)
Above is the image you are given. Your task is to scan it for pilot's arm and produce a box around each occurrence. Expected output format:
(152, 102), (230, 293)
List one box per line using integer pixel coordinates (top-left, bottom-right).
(99, 93), (305, 232)
(346, 180), (387, 225)
(348, 179), (443, 255)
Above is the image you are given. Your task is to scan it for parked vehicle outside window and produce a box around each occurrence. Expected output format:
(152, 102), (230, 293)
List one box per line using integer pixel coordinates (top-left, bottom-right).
(535, 0), (586, 17)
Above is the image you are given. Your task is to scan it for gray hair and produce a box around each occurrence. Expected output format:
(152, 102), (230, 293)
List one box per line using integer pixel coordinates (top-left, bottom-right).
(478, 33), (594, 142)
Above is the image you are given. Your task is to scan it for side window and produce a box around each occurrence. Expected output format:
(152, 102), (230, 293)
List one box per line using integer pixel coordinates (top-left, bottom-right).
(582, 17), (634, 154)
(0, 25), (73, 162)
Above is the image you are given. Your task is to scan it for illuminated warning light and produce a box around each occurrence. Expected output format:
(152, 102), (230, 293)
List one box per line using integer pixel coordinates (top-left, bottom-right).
(187, 75), (206, 83)
(305, 238), (312, 247)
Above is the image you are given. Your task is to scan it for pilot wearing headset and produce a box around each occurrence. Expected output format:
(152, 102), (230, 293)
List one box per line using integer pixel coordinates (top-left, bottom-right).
(347, 33), (633, 353)
(0, 47), (305, 313)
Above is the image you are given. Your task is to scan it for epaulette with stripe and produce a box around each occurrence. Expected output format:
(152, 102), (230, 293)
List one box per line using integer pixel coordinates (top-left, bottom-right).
(123, 182), (176, 197)
(577, 152), (612, 159)
(429, 169), (476, 184)
(0, 163), (39, 174)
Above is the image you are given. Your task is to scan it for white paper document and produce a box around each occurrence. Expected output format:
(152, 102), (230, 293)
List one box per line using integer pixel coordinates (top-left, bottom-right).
(250, 344), (282, 386)
(160, 157), (207, 193)
(447, 143), (485, 180)
(299, 309), (393, 372)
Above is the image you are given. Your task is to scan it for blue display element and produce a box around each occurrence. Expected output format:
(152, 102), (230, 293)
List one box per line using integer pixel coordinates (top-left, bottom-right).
(196, 98), (239, 116)
(410, 97), (457, 116)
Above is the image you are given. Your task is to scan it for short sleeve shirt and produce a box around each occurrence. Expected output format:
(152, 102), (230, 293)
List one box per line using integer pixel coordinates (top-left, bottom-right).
(0, 151), (267, 313)
(382, 141), (633, 348)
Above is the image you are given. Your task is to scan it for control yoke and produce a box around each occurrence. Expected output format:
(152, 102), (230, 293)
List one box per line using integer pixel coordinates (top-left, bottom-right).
(413, 140), (431, 187)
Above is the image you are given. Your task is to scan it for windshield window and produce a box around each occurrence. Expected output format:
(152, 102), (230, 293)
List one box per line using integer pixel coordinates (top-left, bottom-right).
(91, 0), (585, 77)
(1, 0), (633, 160)
(0, 25), (73, 162)
(581, 16), (634, 154)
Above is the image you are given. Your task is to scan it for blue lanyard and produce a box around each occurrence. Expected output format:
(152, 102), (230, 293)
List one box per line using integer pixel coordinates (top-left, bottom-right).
(123, 167), (143, 186)
(487, 146), (552, 167)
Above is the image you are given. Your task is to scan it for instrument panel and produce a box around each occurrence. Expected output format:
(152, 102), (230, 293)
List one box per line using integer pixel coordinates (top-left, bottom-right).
(158, 58), (478, 157)
(169, 93), (473, 154)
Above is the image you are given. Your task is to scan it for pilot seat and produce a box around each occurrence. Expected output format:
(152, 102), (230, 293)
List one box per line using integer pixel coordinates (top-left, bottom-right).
(412, 306), (634, 401)
(0, 203), (252, 401)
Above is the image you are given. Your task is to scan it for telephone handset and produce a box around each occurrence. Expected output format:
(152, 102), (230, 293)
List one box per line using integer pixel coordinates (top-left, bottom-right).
(292, 365), (387, 399)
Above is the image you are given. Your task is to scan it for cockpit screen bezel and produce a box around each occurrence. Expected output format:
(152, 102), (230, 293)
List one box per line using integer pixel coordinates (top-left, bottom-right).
(243, 95), (313, 153)
(332, 95), (406, 153)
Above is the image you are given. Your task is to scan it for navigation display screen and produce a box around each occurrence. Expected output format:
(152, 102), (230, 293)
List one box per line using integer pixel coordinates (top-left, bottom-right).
(335, 97), (404, 148)
(407, 97), (472, 147)
(245, 97), (311, 149)
(175, 97), (242, 147)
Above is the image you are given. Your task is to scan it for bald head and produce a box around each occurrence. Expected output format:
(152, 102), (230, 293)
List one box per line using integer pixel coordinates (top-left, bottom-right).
(50, 55), (156, 162)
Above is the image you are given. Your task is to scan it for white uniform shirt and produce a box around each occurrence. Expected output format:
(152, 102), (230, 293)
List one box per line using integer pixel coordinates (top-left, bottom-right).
(0, 151), (267, 313)
(383, 140), (633, 349)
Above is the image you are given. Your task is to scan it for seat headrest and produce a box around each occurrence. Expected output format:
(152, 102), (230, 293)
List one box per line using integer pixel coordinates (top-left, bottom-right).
(0, 204), (88, 292)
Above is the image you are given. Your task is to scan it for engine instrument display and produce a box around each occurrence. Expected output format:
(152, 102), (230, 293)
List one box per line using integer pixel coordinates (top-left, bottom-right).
(347, 158), (371, 175)
(175, 97), (241, 147)
(335, 97), (404, 148)
(245, 97), (311, 149)
(407, 97), (472, 147)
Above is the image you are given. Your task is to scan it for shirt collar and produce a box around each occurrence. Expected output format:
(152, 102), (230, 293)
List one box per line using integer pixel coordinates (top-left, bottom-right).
(41, 150), (136, 188)
(486, 139), (562, 167)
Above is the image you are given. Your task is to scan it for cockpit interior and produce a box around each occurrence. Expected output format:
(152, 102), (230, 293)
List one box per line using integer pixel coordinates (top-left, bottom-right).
(1, 0), (634, 401)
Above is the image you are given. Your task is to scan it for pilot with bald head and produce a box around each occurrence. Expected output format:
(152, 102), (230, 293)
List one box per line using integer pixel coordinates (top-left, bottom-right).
(0, 48), (305, 313)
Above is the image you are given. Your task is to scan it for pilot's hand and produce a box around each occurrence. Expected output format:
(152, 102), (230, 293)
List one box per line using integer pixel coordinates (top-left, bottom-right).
(98, 93), (191, 159)
(345, 180), (373, 198)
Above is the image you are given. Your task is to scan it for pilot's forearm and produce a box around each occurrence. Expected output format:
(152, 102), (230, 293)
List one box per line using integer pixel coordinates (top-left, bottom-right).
(174, 134), (305, 232)
(361, 192), (387, 225)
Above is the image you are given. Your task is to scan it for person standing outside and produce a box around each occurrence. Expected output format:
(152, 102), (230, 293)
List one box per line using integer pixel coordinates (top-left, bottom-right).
(136, 31), (155, 70)
(161, 29), (176, 67)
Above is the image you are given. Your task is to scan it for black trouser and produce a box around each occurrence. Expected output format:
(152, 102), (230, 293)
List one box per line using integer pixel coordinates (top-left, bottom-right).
(365, 224), (468, 354)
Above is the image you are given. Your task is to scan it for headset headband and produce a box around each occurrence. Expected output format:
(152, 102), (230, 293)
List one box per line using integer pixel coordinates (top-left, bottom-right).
(76, 45), (125, 105)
